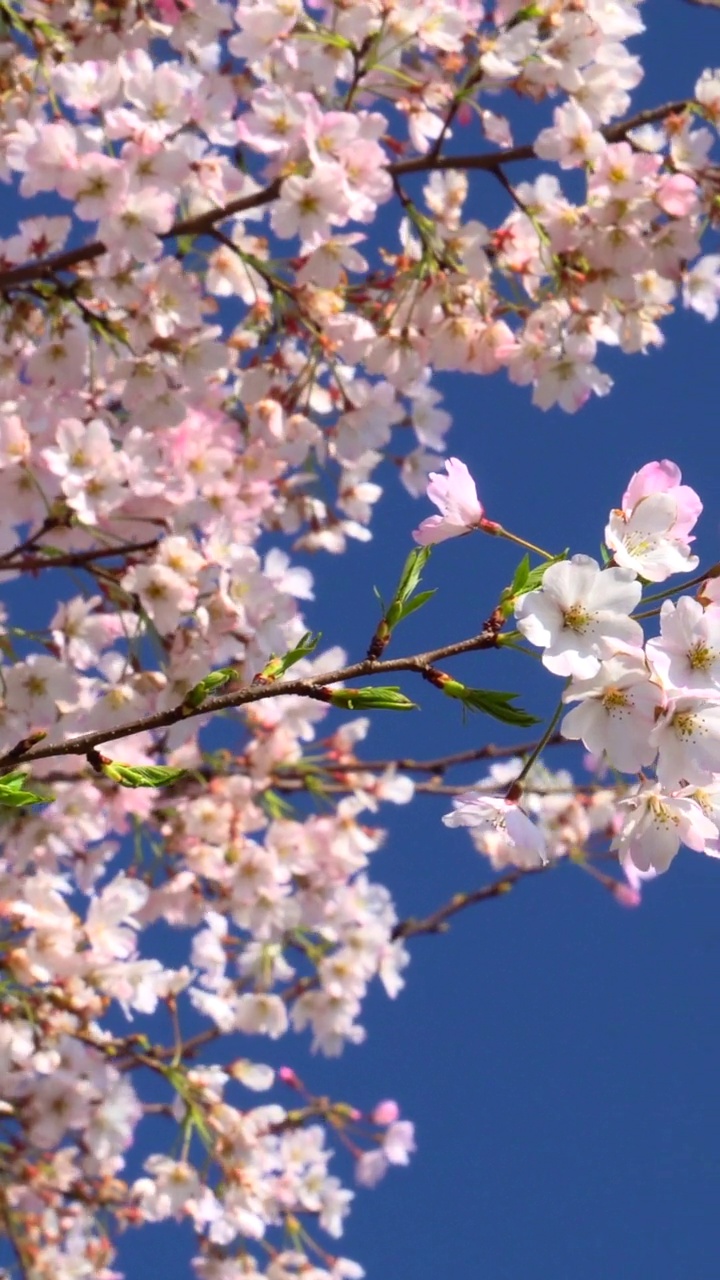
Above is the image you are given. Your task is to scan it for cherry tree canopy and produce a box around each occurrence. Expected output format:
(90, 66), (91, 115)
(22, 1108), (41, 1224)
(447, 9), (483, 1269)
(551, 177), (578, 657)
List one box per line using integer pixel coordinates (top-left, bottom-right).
(1, 1), (720, 1278)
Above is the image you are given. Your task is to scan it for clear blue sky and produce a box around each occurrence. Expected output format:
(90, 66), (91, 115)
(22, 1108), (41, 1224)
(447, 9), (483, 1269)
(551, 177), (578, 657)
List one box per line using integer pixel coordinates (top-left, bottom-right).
(9, 4), (720, 1278)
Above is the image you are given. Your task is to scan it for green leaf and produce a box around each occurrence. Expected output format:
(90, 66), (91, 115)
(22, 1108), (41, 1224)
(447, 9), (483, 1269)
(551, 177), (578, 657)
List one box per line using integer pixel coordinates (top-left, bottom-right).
(396, 589), (437, 623)
(0, 772), (46, 807)
(175, 235), (198, 257)
(507, 3), (543, 25)
(439, 681), (539, 727)
(102, 763), (188, 789)
(510, 554), (531, 596)
(385, 547), (433, 628)
(259, 632), (321, 681)
(329, 686), (418, 712)
(369, 548), (435, 657)
(0, 771), (33, 790)
(397, 545), (432, 601)
(518, 552), (568, 597)
(183, 667), (239, 710)
(500, 551), (568, 617)
(261, 789), (296, 820)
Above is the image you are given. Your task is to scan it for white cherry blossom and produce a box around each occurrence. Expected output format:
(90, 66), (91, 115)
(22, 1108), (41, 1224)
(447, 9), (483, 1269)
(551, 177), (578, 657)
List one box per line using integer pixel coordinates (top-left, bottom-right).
(515, 554), (643, 678)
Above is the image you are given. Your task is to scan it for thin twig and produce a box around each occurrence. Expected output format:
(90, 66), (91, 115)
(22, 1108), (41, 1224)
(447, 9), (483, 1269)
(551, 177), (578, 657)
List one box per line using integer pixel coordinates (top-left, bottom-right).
(390, 100), (690, 177)
(1, 537), (160, 573)
(0, 102), (690, 292)
(0, 627), (502, 767)
(392, 865), (549, 940)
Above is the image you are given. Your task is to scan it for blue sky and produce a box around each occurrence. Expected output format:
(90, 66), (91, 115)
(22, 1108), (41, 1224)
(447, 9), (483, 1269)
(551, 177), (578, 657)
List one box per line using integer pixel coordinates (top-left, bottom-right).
(6, 3), (720, 1279)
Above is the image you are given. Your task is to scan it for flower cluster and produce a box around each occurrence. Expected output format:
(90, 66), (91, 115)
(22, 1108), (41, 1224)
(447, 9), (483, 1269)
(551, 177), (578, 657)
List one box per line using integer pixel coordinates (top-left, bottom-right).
(441, 458), (720, 881)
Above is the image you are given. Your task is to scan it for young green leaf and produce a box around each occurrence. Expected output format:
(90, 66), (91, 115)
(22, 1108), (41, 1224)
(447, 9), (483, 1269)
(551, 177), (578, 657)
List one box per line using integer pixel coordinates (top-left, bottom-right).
(258, 632), (321, 682)
(518, 552), (568, 596)
(102, 763), (188, 789)
(261, 789), (296, 820)
(369, 548), (435, 657)
(0, 771), (34, 790)
(396, 589), (437, 624)
(0, 772), (46, 807)
(396, 545), (432, 601)
(499, 551), (569, 617)
(509, 554), (531, 596)
(438, 680), (539, 727)
(183, 667), (239, 710)
(328, 686), (418, 712)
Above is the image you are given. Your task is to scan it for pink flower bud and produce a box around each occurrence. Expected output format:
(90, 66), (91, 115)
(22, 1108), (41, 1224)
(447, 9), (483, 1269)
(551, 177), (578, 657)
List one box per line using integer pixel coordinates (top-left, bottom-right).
(612, 882), (642, 909)
(371, 1099), (400, 1126)
(278, 1066), (300, 1088)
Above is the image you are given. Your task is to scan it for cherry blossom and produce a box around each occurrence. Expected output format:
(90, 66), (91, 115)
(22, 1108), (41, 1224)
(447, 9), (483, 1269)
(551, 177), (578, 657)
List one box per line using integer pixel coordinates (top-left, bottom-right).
(514, 555), (643, 678)
(442, 794), (548, 868)
(561, 652), (664, 774)
(646, 597), (720, 693)
(651, 696), (720, 788)
(605, 460), (702, 581)
(613, 785), (718, 875)
(413, 458), (494, 546)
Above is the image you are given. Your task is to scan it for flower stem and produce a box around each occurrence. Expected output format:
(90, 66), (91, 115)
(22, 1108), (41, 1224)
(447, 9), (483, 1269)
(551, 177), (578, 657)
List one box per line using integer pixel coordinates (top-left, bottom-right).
(507, 698), (565, 796)
(495, 526), (555, 561)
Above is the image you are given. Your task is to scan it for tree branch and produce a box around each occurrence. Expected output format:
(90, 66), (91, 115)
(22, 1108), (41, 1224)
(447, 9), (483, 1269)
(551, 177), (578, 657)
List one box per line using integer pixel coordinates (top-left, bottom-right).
(0, 101), (690, 292)
(390, 100), (691, 177)
(284, 734), (565, 775)
(0, 626), (502, 768)
(392, 865), (549, 940)
(0, 537), (160, 573)
(0, 179), (282, 290)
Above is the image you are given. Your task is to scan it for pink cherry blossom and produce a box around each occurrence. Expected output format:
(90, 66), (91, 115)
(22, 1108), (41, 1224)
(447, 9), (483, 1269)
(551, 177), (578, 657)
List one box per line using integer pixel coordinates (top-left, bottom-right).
(646, 597), (720, 693)
(683, 254), (720, 321)
(618, 460), (702, 542)
(656, 173), (699, 218)
(413, 458), (494, 545)
(371, 1099), (400, 1126)
(605, 492), (700, 582)
(2, 7), (720, 1278)
(561, 652), (664, 774)
(651, 696), (720, 788)
(613, 785), (718, 875)
(442, 793), (548, 868)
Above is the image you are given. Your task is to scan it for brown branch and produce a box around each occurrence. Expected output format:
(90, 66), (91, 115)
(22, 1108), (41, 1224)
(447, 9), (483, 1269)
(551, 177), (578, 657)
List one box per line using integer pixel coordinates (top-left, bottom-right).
(273, 777), (587, 797)
(0, 101), (690, 293)
(0, 627), (502, 768)
(0, 624), (499, 762)
(390, 99), (691, 177)
(282, 735), (566, 776)
(0, 179), (282, 290)
(392, 865), (549, 940)
(1, 537), (160, 573)
(271, 777), (592, 797)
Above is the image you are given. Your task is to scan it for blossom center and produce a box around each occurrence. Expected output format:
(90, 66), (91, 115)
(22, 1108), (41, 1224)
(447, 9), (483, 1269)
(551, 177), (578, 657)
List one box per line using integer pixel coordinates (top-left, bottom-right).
(649, 796), (679, 829)
(671, 710), (701, 740)
(601, 687), (629, 712)
(688, 641), (715, 672)
(562, 603), (590, 633)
